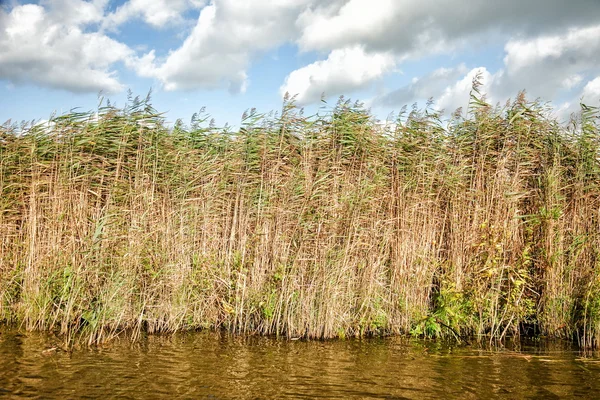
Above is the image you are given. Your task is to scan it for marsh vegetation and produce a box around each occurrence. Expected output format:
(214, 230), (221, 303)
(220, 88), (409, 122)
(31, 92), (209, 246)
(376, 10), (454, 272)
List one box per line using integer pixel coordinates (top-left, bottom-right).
(1, 84), (599, 347)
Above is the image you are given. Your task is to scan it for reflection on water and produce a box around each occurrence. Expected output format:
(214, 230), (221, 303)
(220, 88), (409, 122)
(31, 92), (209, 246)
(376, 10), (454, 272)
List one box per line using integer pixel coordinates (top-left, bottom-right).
(1, 329), (599, 399)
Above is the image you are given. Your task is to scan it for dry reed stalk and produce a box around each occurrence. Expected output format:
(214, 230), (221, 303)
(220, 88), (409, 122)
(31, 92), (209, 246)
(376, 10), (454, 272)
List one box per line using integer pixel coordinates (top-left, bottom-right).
(0, 89), (599, 347)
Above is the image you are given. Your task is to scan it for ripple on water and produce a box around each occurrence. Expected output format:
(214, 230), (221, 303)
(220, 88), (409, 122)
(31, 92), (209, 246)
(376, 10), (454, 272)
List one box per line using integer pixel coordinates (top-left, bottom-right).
(0, 330), (598, 399)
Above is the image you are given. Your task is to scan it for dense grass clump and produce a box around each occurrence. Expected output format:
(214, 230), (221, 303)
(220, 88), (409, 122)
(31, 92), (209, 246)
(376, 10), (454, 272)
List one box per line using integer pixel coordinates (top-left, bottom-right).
(1, 88), (600, 347)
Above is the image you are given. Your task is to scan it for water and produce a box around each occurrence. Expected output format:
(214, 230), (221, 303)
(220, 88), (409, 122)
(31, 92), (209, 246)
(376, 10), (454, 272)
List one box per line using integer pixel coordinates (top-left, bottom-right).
(1, 329), (599, 399)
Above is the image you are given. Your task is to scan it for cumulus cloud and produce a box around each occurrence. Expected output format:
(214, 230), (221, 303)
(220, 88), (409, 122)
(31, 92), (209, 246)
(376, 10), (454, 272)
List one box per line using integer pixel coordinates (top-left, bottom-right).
(375, 65), (499, 113)
(279, 46), (396, 104)
(583, 77), (600, 101)
(102, 0), (203, 30)
(0, 2), (133, 93)
(436, 67), (496, 112)
(503, 25), (600, 73)
(2, 0), (600, 107)
(374, 23), (600, 114)
(297, 0), (398, 53)
(297, 0), (600, 54)
(376, 64), (469, 107)
(494, 25), (600, 108)
(499, 24), (600, 99)
(42, 0), (107, 26)
(285, 0), (600, 104)
(562, 75), (584, 91)
(133, 0), (311, 92)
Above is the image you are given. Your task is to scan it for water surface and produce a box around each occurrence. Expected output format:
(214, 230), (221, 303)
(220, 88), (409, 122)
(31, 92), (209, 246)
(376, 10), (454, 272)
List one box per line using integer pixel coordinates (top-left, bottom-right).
(1, 329), (598, 399)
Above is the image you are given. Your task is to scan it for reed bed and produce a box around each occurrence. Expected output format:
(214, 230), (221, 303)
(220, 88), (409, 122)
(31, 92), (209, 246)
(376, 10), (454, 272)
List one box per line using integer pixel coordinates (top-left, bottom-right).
(1, 87), (599, 347)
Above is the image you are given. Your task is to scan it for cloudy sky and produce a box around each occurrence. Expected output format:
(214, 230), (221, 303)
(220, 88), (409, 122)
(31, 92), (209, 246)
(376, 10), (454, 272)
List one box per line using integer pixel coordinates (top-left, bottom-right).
(1, 0), (600, 126)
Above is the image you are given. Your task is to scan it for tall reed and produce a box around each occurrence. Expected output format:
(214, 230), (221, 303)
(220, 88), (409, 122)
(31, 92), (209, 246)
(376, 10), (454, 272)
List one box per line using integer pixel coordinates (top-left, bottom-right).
(1, 88), (599, 347)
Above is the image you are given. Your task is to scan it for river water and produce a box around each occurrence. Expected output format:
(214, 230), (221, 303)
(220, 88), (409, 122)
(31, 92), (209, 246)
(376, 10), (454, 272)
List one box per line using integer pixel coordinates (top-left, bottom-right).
(1, 329), (599, 399)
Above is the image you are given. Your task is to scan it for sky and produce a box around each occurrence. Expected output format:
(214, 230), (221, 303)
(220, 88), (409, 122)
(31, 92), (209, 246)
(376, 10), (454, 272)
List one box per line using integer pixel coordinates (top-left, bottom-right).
(1, 0), (600, 127)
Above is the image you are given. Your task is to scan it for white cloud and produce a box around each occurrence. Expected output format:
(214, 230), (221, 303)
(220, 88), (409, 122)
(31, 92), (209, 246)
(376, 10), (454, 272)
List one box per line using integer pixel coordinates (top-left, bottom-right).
(376, 64), (469, 107)
(0, 2), (133, 93)
(288, 0), (600, 105)
(1, 0), (600, 107)
(503, 25), (600, 74)
(297, 0), (396, 53)
(496, 24), (600, 102)
(583, 77), (600, 101)
(280, 46), (396, 104)
(133, 0), (311, 92)
(102, 0), (203, 30)
(297, 0), (600, 54)
(376, 65), (499, 113)
(562, 75), (584, 90)
(42, 0), (107, 26)
(436, 67), (495, 112)
(375, 23), (600, 114)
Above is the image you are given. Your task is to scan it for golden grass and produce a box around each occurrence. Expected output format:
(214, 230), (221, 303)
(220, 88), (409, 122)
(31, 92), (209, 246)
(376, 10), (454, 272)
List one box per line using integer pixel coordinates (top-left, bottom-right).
(1, 88), (599, 347)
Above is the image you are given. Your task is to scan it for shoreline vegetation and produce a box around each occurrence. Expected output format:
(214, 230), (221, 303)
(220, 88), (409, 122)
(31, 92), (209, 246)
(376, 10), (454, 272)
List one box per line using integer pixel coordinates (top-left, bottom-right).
(1, 83), (600, 347)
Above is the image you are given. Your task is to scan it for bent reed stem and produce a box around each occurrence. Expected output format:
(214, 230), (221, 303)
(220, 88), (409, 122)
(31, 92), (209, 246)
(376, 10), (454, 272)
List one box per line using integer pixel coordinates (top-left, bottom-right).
(1, 89), (599, 347)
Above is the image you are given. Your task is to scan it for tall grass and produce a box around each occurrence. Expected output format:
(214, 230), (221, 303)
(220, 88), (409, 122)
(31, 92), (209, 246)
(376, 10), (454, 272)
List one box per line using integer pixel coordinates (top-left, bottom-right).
(1, 87), (599, 347)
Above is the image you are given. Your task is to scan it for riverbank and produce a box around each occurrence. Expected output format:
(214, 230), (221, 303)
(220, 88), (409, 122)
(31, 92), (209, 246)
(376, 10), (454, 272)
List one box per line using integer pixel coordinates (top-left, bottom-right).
(1, 89), (599, 347)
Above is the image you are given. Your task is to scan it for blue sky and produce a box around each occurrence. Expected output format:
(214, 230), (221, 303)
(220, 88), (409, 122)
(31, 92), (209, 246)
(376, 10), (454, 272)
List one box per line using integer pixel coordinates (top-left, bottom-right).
(1, 0), (600, 127)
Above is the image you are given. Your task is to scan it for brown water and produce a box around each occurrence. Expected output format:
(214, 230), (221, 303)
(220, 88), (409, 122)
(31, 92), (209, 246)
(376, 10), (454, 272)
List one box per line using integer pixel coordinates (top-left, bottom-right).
(1, 330), (599, 399)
